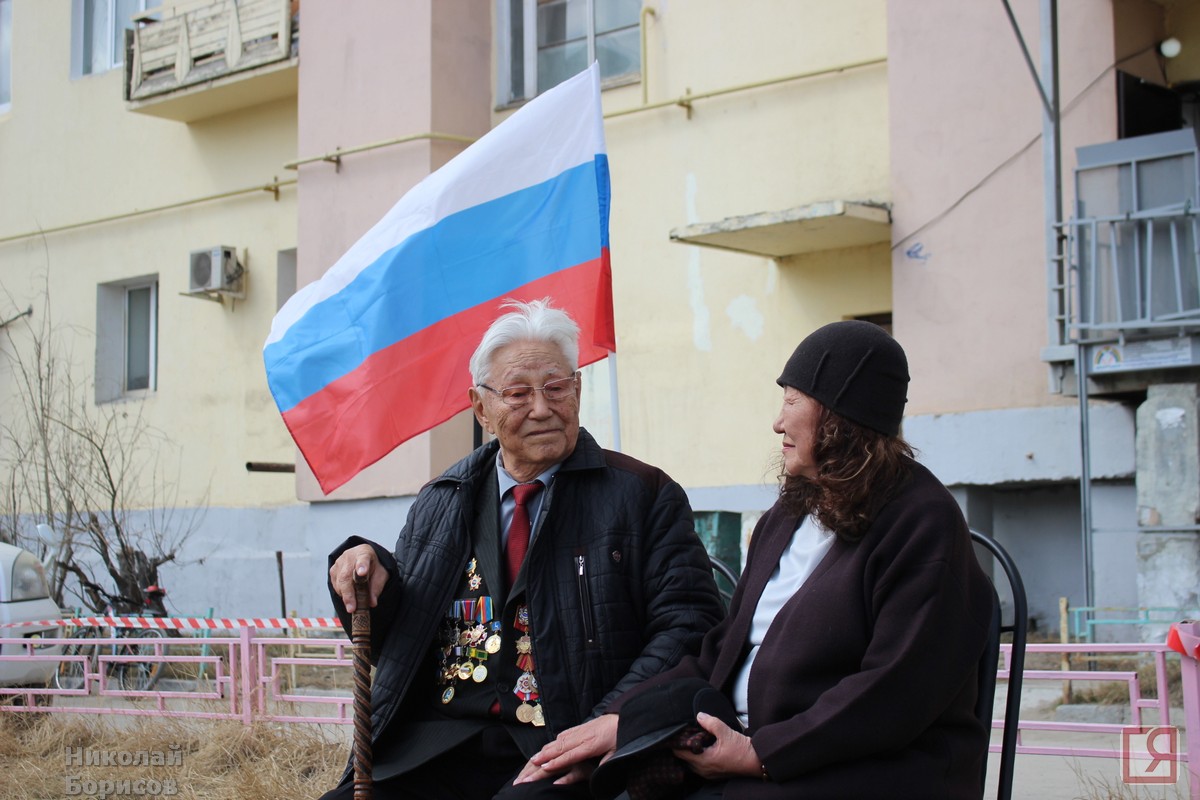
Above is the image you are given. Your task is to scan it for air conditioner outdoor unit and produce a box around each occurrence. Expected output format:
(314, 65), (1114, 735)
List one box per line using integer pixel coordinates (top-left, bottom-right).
(188, 246), (238, 293)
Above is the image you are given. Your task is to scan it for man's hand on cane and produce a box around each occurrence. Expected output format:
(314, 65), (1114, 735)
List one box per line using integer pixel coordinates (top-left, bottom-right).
(331, 544), (389, 612)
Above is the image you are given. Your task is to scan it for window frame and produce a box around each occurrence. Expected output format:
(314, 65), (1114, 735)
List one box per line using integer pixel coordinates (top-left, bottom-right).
(123, 281), (157, 394)
(96, 276), (158, 404)
(0, 0), (12, 112)
(496, 0), (640, 107)
(72, 0), (159, 78)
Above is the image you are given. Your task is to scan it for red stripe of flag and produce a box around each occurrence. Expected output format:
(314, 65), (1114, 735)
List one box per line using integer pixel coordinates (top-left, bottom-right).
(283, 256), (613, 493)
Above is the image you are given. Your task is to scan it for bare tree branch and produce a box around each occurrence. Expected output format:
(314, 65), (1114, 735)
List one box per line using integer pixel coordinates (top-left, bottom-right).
(0, 283), (204, 613)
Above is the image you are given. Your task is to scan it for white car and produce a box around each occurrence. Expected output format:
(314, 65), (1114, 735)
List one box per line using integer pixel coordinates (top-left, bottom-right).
(0, 542), (63, 689)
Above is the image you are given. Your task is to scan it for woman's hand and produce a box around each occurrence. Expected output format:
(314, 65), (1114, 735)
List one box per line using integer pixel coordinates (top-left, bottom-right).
(514, 713), (619, 785)
(674, 712), (762, 780)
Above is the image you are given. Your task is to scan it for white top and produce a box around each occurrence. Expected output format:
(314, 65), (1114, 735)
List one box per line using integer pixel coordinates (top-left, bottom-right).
(732, 513), (836, 726)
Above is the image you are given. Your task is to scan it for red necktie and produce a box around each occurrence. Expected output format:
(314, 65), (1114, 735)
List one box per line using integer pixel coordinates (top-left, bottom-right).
(506, 482), (541, 587)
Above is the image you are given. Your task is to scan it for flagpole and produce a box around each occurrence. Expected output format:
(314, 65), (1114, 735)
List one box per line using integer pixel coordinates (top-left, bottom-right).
(607, 351), (622, 452)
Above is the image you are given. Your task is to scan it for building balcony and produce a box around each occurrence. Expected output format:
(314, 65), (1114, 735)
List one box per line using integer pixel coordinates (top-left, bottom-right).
(668, 200), (891, 259)
(124, 0), (298, 123)
(1058, 129), (1200, 382)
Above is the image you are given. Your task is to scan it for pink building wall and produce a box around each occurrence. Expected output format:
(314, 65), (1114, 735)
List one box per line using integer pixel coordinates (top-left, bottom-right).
(888, 0), (1122, 415)
(293, 0), (491, 500)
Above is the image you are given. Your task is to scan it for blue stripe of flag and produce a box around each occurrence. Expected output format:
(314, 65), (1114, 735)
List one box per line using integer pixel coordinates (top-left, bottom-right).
(265, 156), (609, 413)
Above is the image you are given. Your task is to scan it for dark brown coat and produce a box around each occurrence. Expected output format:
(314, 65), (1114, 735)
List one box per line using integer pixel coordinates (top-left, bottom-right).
(618, 460), (993, 799)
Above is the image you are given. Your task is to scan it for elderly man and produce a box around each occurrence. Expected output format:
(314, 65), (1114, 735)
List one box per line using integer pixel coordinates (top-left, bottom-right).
(322, 299), (723, 800)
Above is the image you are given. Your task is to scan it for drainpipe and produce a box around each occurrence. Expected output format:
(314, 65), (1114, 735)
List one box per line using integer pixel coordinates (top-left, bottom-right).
(1039, 0), (1091, 607)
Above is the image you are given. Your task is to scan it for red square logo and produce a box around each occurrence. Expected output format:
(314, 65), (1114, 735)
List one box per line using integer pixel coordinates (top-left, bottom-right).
(1121, 726), (1179, 785)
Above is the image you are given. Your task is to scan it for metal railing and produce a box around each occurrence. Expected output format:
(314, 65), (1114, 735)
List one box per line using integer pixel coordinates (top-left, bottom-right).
(1004, 636), (1197, 798)
(0, 622), (355, 726)
(3, 621), (1198, 796)
(1071, 605), (1200, 643)
(1064, 204), (1200, 342)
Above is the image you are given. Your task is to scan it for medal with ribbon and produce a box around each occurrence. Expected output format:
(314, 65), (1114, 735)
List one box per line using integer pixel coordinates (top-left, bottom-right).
(512, 604), (544, 726)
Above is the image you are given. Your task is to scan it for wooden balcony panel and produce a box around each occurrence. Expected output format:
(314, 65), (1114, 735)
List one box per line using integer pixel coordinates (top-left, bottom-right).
(127, 0), (293, 106)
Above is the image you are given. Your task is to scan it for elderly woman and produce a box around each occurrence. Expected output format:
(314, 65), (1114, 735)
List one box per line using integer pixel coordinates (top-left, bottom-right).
(517, 320), (994, 799)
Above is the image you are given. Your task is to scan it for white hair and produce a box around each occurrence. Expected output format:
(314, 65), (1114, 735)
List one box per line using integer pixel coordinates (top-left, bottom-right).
(469, 298), (581, 385)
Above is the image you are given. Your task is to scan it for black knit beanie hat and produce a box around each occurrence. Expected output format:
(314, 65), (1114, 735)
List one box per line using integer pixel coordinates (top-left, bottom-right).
(777, 320), (910, 436)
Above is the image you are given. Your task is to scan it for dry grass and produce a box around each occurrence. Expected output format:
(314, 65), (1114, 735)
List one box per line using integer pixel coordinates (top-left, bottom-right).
(1070, 762), (1189, 800)
(0, 712), (347, 799)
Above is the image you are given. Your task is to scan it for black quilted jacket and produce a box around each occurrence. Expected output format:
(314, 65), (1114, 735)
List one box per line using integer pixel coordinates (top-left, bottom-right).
(329, 429), (724, 749)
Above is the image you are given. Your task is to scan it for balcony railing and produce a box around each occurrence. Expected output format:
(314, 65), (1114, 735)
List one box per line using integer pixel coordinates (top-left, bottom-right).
(1061, 130), (1200, 347)
(125, 0), (297, 121)
(1065, 204), (1200, 341)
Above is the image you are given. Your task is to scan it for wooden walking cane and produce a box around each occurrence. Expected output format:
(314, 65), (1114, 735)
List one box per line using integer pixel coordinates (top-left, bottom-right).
(352, 574), (373, 800)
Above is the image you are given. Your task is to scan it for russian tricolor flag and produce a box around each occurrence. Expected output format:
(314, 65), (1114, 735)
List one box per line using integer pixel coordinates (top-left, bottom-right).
(264, 64), (615, 494)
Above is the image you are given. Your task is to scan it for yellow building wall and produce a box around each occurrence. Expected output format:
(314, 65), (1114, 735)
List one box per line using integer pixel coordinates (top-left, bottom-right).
(566, 0), (892, 488)
(0, 1), (299, 511)
(2, 0), (891, 512)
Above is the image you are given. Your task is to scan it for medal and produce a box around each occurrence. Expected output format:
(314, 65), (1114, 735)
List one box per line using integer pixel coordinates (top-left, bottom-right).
(469, 573), (482, 590)
(511, 604), (541, 722)
(436, 593), (499, 693)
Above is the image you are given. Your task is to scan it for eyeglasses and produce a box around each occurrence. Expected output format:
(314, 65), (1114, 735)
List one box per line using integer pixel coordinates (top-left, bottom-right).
(477, 373), (579, 407)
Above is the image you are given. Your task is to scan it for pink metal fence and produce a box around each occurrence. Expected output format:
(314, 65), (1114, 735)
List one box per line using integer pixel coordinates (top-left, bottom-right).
(0, 624), (356, 726)
(991, 619), (1200, 799)
(2, 619), (1198, 796)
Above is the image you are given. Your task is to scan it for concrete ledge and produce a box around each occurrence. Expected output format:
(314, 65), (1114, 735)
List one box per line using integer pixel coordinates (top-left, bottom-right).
(905, 402), (1135, 485)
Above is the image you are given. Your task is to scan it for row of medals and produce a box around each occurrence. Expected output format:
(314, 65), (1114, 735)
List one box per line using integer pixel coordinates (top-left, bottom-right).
(436, 559), (544, 726)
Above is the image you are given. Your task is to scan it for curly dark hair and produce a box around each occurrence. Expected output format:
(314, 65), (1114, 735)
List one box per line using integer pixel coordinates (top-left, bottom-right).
(779, 404), (915, 542)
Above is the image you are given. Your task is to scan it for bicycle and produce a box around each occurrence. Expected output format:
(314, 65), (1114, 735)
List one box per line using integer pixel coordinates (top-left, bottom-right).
(54, 583), (168, 692)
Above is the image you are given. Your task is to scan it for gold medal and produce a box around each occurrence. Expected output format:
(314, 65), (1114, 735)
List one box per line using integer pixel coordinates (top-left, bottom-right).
(485, 634), (502, 654)
(516, 635), (532, 654)
(441, 686), (455, 704)
(516, 703), (535, 723)
(457, 662), (473, 681)
(472, 664), (488, 683)
(531, 704), (545, 727)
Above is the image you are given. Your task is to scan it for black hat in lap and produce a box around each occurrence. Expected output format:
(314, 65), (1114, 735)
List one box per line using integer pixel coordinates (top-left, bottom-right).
(777, 320), (910, 436)
(590, 678), (741, 800)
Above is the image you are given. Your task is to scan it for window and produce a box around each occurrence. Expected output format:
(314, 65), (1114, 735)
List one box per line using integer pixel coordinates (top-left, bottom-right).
(124, 284), (156, 391)
(498, 0), (640, 105)
(0, 0), (11, 110)
(276, 248), (297, 312)
(72, 0), (160, 77)
(96, 278), (157, 403)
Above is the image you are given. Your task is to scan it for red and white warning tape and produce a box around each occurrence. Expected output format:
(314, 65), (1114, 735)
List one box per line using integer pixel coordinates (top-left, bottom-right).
(0, 616), (340, 630)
